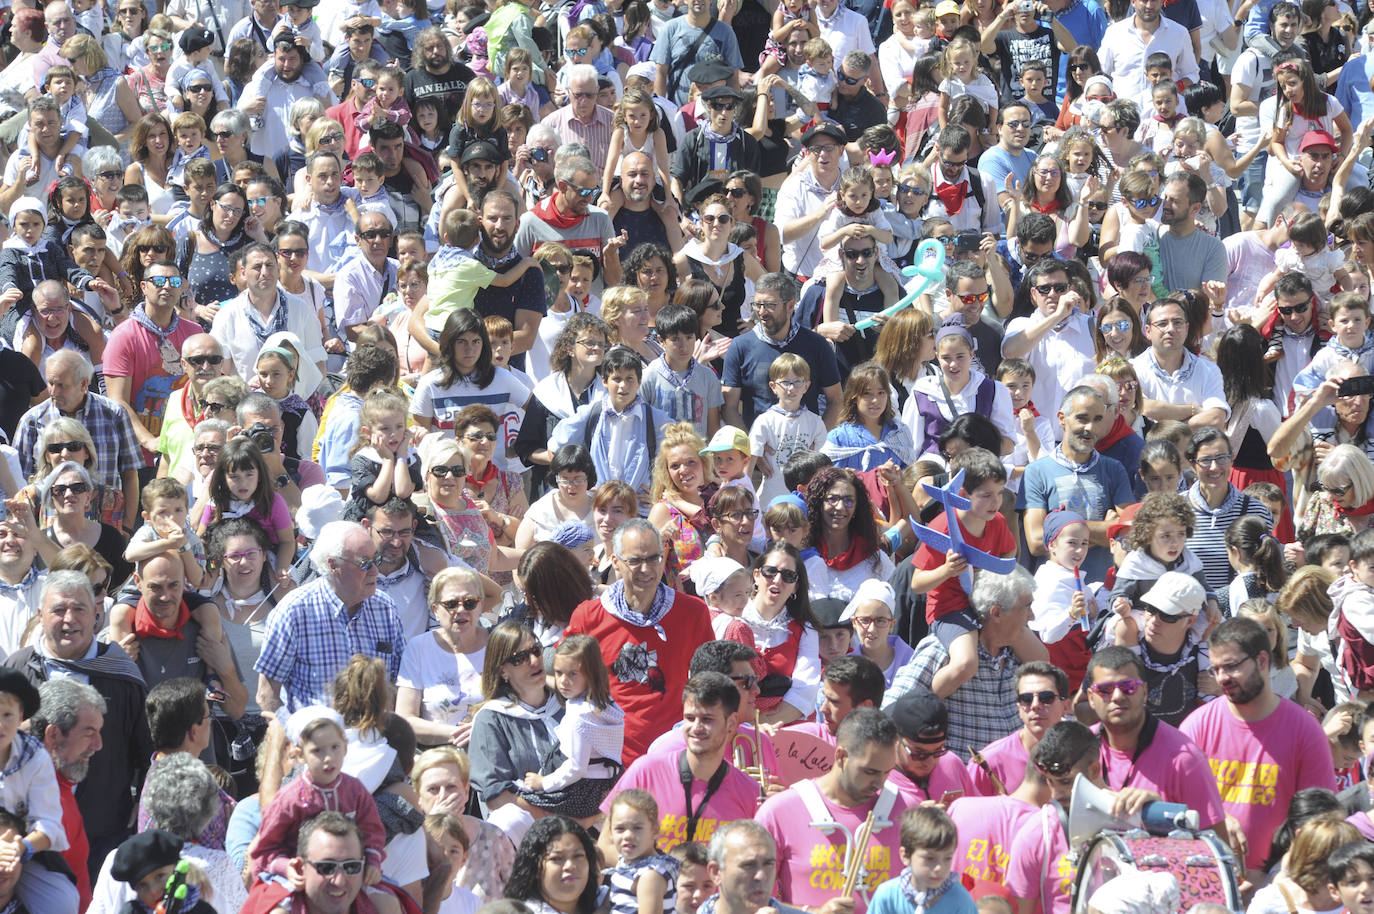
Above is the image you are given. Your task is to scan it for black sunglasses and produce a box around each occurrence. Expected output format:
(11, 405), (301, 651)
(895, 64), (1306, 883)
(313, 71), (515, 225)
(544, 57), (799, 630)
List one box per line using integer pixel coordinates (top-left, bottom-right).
(45, 441), (85, 454)
(1278, 301), (1309, 316)
(1034, 282), (1069, 295)
(186, 354), (224, 367)
(437, 597), (482, 612)
(503, 645), (542, 666)
(1016, 690), (1063, 706)
(758, 564), (799, 583)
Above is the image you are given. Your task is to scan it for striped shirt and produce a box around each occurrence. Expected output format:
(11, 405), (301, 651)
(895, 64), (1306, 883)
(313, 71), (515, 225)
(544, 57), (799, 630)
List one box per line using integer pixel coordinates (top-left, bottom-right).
(1185, 482), (1273, 599)
(541, 104), (616, 172)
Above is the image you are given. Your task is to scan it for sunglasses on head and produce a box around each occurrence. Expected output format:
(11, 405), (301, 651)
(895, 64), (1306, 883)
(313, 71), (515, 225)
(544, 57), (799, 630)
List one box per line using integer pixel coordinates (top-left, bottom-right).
(758, 564), (799, 583)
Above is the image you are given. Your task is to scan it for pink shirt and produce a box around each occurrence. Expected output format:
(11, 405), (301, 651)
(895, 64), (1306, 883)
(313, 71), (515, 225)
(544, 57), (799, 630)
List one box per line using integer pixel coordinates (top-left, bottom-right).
(889, 754), (977, 806)
(103, 314), (201, 464)
(644, 722), (779, 776)
(599, 750), (760, 851)
(1005, 804), (1074, 914)
(967, 730), (1030, 796)
(757, 780), (910, 914)
(785, 718), (838, 747)
(1095, 719), (1225, 831)
(949, 795), (1038, 887)
(1180, 698), (1338, 870)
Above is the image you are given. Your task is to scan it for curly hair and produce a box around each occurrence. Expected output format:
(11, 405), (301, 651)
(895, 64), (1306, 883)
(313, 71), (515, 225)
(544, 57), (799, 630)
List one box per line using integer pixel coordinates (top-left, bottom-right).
(141, 752), (221, 841)
(549, 313), (610, 377)
(1128, 492), (1195, 551)
(504, 817), (601, 914)
(649, 423), (712, 502)
(805, 467), (883, 573)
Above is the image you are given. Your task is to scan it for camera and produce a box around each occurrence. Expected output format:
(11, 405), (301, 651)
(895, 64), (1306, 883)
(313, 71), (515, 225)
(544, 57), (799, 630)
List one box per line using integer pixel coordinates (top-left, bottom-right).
(1019, 1), (1035, 11)
(242, 422), (277, 454)
(954, 230), (982, 252)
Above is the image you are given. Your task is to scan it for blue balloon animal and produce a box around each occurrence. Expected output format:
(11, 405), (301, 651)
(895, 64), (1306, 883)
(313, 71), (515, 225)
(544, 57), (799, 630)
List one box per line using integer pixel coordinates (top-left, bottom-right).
(852, 237), (946, 332)
(909, 468), (1018, 592)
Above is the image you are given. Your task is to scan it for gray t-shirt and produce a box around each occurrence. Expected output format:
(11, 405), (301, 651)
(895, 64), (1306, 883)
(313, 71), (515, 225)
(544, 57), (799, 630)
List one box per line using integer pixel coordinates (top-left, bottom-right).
(1158, 226), (1227, 292)
(649, 16), (745, 104)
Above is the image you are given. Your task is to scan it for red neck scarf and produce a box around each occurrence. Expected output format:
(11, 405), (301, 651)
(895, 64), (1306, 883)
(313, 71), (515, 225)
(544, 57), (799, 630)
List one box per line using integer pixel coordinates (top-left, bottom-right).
(1030, 198), (1061, 214)
(534, 195), (585, 230)
(465, 462), (499, 491)
(1025, 400), (1041, 416)
(133, 598), (190, 640)
(1096, 414), (1135, 452)
(819, 533), (874, 570)
(1336, 496), (1374, 519)
(935, 178), (969, 215)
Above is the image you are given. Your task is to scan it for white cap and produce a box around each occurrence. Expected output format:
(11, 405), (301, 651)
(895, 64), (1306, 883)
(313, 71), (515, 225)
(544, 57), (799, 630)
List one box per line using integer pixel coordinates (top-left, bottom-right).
(687, 555), (747, 596)
(285, 705), (345, 744)
(297, 485), (344, 541)
(840, 579), (896, 621)
(1139, 572), (1205, 619)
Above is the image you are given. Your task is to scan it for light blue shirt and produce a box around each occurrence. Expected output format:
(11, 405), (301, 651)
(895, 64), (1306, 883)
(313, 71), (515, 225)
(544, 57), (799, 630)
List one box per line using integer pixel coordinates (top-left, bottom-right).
(317, 390), (364, 488)
(549, 395), (673, 498)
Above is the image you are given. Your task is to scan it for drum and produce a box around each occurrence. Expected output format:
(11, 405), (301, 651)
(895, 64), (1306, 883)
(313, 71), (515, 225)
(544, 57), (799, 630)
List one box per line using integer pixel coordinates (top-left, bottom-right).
(1069, 830), (1241, 914)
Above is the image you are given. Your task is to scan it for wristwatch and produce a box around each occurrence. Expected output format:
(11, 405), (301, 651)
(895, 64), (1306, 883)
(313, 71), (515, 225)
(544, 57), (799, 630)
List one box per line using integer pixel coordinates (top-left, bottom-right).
(273, 473), (291, 490)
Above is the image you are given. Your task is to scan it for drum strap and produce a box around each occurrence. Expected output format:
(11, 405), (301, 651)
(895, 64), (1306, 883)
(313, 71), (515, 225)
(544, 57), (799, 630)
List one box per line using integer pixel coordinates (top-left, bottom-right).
(1101, 713), (1160, 791)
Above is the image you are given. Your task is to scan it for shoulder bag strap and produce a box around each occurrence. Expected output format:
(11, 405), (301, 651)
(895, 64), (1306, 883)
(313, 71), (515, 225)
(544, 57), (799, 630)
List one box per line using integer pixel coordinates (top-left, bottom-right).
(666, 17), (718, 100)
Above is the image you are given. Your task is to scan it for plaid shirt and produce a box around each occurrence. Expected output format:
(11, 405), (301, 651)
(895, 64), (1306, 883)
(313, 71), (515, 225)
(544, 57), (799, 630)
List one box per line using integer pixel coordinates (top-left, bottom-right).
(254, 577), (406, 715)
(883, 635), (1021, 760)
(13, 393), (141, 489)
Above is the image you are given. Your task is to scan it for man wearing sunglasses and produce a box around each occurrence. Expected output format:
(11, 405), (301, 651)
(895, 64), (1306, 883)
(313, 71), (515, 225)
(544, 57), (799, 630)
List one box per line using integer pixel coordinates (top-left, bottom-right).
(270, 812), (377, 914)
(966, 661), (1069, 796)
(981, 104), (1037, 212)
(829, 51), (887, 142)
(888, 689), (977, 805)
(1081, 643), (1226, 842)
(1130, 296), (1228, 430)
(671, 85), (761, 202)
(155, 334), (228, 480)
(334, 208), (400, 343)
(926, 125), (1003, 235)
(256, 520), (406, 716)
(515, 152), (624, 291)
(944, 259), (1011, 374)
(325, 58), (382, 160)
(1003, 259), (1096, 423)
(1181, 618), (1338, 881)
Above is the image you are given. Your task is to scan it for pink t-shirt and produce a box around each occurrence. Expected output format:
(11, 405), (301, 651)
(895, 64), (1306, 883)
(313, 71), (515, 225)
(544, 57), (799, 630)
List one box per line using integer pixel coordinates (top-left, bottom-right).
(784, 718), (838, 747)
(967, 730), (1030, 796)
(1005, 804), (1074, 914)
(1095, 719), (1225, 831)
(644, 722), (779, 777)
(103, 315), (201, 462)
(599, 750), (760, 851)
(757, 781), (910, 914)
(200, 492), (292, 545)
(949, 795), (1038, 887)
(1180, 698), (1338, 870)
(889, 754), (977, 806)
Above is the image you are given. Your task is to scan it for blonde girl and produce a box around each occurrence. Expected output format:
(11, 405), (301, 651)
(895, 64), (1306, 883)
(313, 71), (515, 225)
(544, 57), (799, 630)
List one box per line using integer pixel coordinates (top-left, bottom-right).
(602, 87), (670, 193)
(518, 634), (625, 817)
(1238, 598), (1297, 699)
(605, 789), (679, 914)
(892, 163), (932, 262)
(937, 37), (997, 127)
(345, 387), (418, 520)
(647, 422), (716, 587)
(449, 77), (510, 165)
(1164, 116), (1229, 233)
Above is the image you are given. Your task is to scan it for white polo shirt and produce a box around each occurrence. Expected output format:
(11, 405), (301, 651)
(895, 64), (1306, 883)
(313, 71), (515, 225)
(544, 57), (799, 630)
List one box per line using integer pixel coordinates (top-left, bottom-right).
(1130, 348), (1230, 418)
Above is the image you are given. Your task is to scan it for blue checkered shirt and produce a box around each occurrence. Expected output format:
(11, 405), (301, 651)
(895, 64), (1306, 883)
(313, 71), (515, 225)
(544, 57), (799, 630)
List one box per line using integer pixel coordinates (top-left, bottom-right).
(13, 392), (141, 488)
(882, 635), (1021, 760)
(254, 577), (406, 714)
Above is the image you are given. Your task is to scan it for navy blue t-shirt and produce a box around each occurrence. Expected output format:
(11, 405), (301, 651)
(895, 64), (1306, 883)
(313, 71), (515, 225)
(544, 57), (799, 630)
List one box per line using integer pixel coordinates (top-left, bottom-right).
(721, 328), (841, 426)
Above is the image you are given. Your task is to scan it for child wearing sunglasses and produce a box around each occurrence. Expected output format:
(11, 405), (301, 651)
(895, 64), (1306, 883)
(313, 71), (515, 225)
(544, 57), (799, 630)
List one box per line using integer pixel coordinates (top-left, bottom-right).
(252, 706), (386, 886)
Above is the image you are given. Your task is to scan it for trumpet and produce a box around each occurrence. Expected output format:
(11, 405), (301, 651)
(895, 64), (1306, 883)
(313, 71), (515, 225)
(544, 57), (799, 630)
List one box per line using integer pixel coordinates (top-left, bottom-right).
(733, 711), (768, 797)
(841, 811), (878, 897)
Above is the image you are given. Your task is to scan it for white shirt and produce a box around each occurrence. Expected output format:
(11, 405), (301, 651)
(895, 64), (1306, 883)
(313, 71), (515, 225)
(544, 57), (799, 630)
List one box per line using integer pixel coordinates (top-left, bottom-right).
(238, 62), (335, 157)
(775, 165), (841, 277)
(905, 367), (1017, 450)
(210, 289), (326, 383)
(924, 165), (1004, 234)
(0, 566), (45, 659)
(335, 254), (400, 331)
(1130, 348), (1230, 417)
(815, 5), (875, 61)
(1002, 312), (1097, 435)
(165, 0), (251, 52)
(1099, 15), (1200, 100)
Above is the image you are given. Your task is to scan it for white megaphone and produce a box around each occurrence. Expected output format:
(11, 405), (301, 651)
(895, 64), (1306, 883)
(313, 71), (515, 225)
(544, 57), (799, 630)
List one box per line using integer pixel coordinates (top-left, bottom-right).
(1068, 774), (1200, 848)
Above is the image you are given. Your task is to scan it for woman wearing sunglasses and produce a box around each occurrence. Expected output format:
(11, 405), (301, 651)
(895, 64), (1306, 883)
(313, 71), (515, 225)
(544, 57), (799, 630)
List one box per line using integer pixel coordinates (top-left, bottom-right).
(22, 418), (119, 528)
(126, 27), (175, 115)
(737, 542), (820, 726)
(420, 437), (510, 577)
(396, 566), (491, 748)
(469, 621), (563, 833)
(176, 183), (263, 315)
(1053, 50), (1104, 132)
(1296, 443), (1374, 541)
(674, 193), (763, 339)
(30, 461), (132, 590)
(454, 404), (529, 557)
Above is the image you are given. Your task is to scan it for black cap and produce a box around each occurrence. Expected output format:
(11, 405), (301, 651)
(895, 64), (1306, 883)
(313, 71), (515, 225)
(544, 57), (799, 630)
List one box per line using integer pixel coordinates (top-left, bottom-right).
(111, 830), (184, 884)
(0, 669), (39, 720)
(802, 121), (847, 146)
(460, 140), (502, 165)
(686, 177), (726, 206)
(286, 0), (321, 7)
(271, 31), (302, 50)
(179, 25), (215, 53)
(688, 60), (733, 86)
(889, 688), (949, 743)
(811, 598), (852, 630)
(700, 84), (744, 103)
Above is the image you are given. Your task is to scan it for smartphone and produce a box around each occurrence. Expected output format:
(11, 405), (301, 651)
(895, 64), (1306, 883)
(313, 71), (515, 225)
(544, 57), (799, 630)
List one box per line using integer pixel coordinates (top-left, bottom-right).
(954, 229), (981, 252)
(939, 789), (964, 806)
(1338, 375), (1374, 398)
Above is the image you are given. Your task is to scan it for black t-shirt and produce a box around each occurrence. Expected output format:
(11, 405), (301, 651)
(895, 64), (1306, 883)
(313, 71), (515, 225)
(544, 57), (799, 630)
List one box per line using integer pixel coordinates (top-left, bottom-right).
(614, 206), (670, 261)
(994, 25), (1058, 103)
(405, 61), (478, 130)
(670, 127), (763, 193)
(830, 89), (888, 142)
(0, 350), (43, 443)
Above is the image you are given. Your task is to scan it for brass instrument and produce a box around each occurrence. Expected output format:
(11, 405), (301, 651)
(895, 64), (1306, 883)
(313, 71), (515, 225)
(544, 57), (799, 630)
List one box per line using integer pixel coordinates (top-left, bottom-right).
(841, 811), (878, 898)
(734, 711), (768, 797)
(969, 749), (1006, 796)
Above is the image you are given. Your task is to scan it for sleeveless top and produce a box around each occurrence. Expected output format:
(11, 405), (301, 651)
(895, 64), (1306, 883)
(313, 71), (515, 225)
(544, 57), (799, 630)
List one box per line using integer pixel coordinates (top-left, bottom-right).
(911, 374), (996, 454)
(687, 252), (746, 334)
(88, 69), (130, 138)
(757, 617), (804, 709)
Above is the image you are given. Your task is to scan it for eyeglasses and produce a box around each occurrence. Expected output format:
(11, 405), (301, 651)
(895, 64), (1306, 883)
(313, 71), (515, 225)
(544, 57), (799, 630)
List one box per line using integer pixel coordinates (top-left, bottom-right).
(1086, 677), (1144, 698)
(188, 84), (212, 93)
(1146, 606), (1186, 624)
(940, 158), (969, 172)
(842, 247), (876, 261)
(193, 441), (224, 454)
(216, 201), (244, 217)
(429, 464), (465, 477)
(223, 547), (264, 563)
(718, 509), (760, 523)
(774, 378), (805, 390)
(1034, 282), (1068, 295)
(574, 337), (603, 349)
(1192, 453), (1232, 468)
(359, 229), (393, 241)
(339, 555), (381, 571)
(852, 616), (893, 629)
(824, 495), (855, 507)
(904, 743), (948, 762)
(957, 291), (990, 305)
(555, 475), (589, 489)
(1016, 690), (1062, 706)
(437, 597), (482, 612)
(45, 441), (85, 454)
(1100, 319), (1132, 334)
(1148, 317), (1186, 329)
(145, 275), (184, 288)
(729, 673), (760, 690)
(50, 482), (91, 498)
(307, 859), (365, 877)
(726, 187), (750, 198)
(97, 169), (122, 181)
(138, 244), (169, 254)
(701, 213), (734, 225)
(617, 553), (663, 569)
(277, 246), (308, 258)
(1034, 168), (1061, 178)
(186, 354), (224, 367)
(758, 564), (799, 583)
(1211, 654), (1257, 677)
(463, 432), (499, 443)
(1278, 300), (1309, 316)
(1128, 195), (1161, 210)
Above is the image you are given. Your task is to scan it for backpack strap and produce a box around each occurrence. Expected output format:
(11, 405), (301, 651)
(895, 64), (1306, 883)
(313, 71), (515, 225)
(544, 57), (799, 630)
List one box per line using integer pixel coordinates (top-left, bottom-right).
(965, 167), (987, 222)
(581, 401), (604, 451)
(642, 401), (657, 456)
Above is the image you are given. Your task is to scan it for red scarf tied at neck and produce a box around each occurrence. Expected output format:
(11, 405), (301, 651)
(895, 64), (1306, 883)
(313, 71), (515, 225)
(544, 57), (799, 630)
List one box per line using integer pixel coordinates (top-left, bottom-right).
(134, 599), (191, 640)
(1335, 495), (1374, 520)
(935, 179), (970, 215)
(820, 533), (875, 571)
(1095, 414), (1135, 452)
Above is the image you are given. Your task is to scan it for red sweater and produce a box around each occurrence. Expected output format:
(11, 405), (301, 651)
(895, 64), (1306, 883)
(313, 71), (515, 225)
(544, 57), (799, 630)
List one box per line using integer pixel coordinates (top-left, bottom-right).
(56, 770), (90, 911)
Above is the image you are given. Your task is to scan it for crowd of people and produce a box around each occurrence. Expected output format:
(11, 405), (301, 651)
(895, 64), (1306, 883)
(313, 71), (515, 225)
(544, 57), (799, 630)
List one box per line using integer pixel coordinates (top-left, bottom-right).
(4, 0), (1374, 910)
